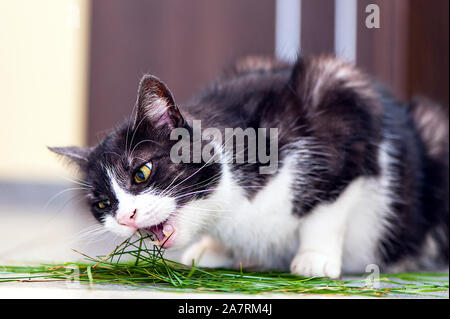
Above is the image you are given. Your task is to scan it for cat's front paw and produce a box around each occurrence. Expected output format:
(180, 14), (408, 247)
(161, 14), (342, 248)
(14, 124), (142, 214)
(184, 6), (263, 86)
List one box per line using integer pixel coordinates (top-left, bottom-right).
(181, 236), (233, 269)
(290, 251), (341, 279)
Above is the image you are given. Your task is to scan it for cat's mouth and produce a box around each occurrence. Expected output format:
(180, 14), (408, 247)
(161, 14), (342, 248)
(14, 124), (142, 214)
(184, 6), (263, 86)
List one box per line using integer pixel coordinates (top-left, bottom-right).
(144, 219), (175, 248)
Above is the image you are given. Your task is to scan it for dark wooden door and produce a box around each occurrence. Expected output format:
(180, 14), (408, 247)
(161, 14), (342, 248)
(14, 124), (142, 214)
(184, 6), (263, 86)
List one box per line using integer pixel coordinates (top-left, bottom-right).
(88, 0), (275, 144)
(88, 0), (448, 144)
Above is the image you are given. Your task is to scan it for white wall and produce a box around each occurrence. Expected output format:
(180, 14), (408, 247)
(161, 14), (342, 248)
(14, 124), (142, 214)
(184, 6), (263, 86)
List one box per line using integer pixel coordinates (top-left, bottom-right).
(0, 0), (89, 182)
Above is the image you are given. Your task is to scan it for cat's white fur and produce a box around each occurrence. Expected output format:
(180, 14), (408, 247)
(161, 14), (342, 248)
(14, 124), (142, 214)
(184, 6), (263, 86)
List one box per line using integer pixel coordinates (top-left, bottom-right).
(180, 141), (394, 278)
(104, 169), (177, 238)
(104, 141), (395, 278)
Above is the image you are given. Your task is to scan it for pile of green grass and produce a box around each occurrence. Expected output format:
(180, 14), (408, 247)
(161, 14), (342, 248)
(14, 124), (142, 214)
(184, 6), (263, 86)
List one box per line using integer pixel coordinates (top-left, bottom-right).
(0, 234), (448, 297)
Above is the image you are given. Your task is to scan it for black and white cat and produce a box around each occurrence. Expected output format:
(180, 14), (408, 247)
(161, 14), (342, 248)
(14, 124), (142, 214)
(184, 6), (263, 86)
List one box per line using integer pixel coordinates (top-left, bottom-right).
(51, 56), (449, 278)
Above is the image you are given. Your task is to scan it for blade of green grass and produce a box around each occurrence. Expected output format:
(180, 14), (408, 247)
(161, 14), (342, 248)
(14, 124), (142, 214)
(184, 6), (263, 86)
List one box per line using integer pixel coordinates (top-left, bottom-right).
(0, 234), (447, 298)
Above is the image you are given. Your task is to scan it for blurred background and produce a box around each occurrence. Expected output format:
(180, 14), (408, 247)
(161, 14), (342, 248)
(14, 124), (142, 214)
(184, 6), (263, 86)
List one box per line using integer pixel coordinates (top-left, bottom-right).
(0, 0), (448, 264)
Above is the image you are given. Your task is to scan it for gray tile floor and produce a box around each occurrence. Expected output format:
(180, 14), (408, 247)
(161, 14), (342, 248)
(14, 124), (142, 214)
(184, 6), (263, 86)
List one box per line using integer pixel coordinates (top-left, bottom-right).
(0, 183), (448, 299)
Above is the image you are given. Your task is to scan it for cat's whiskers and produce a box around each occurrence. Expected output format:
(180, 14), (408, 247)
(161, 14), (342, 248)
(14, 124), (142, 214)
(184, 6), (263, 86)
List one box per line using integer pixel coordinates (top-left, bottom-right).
(72, 224), (109, 242)
(162, 172), (223, 199)
(158, 134), (233, 198)
(129, 139), (161, 159)
(182, 205), (233, 213)
(172, 185), (263, 201)
(169, 130), (269, 197)
(43, 186), (89, 211)
(156, 132), (234, 198)
(138, 193), (221, 231)
(60, 176), (93, 189)
(154, 173), (182, 200)
(125, 99), (141, 158)
(127, 115), (148, 159)
(102, 151), (122, 159)
(168, 212), (208, 228)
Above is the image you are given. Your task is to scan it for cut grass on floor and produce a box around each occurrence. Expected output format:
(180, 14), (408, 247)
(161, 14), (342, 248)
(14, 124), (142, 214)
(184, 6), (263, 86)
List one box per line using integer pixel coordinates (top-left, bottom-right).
(0, 234), (448, 297)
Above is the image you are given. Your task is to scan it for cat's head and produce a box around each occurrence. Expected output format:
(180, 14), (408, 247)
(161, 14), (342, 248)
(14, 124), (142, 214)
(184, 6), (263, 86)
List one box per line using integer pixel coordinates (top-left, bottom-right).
(50, 75), (221, 249)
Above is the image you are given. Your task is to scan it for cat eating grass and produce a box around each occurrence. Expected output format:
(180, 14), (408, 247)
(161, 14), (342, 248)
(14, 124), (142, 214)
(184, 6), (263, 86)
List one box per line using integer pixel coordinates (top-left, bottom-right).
(50, 55), (449, 278)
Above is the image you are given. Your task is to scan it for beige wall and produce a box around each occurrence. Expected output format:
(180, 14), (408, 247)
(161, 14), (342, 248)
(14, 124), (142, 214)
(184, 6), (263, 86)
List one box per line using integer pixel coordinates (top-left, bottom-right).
(0, 0), (89, 182)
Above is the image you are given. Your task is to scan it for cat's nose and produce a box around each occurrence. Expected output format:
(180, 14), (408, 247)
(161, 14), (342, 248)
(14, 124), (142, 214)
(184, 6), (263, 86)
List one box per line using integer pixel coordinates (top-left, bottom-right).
(117, 209), (138, 228)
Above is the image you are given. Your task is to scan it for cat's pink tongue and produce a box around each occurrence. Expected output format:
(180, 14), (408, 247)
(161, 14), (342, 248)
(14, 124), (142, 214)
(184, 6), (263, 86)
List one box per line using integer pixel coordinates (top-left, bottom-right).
(148, 223), (175, 248)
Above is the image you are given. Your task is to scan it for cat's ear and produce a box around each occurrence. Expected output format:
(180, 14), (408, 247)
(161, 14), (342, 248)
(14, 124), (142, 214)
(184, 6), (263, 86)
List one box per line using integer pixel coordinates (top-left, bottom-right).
(134, 75), (185, 131)
(48, 146), (90, 167)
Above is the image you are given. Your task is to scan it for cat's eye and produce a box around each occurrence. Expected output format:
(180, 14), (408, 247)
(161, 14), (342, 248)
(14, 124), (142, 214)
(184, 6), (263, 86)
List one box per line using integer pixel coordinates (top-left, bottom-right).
(134, 162), (153, 184)
(96, 199), (111, 209)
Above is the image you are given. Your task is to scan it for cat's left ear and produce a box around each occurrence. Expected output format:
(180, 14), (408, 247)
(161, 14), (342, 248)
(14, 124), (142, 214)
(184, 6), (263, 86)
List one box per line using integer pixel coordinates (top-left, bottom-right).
(48, 146), (90, 167)
(134, 75), (185, 131)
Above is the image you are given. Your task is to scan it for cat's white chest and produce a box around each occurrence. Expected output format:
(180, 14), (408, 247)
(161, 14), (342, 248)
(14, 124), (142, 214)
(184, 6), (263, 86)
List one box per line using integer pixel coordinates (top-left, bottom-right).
(210, 156), (301, 269)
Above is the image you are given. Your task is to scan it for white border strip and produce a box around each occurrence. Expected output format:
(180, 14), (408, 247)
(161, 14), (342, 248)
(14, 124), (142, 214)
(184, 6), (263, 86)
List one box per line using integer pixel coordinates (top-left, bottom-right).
(334, 0), (357, 63)
(275, 0), (301, 62)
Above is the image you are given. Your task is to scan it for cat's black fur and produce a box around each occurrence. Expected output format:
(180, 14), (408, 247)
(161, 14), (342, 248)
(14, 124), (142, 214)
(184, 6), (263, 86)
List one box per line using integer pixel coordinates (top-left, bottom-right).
(51, 55), (449, 272)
